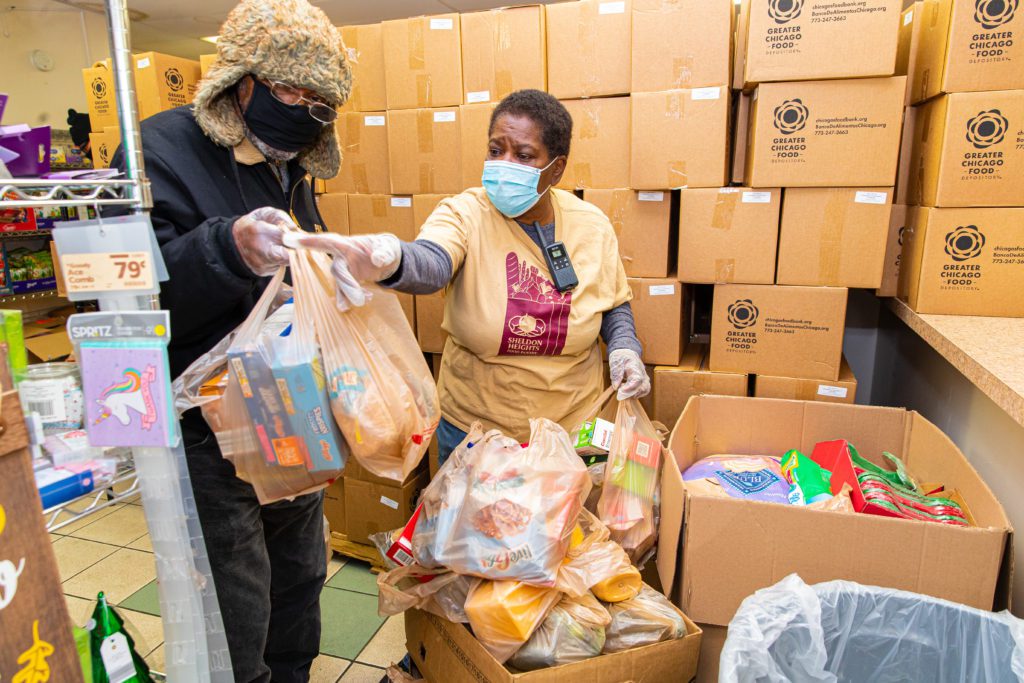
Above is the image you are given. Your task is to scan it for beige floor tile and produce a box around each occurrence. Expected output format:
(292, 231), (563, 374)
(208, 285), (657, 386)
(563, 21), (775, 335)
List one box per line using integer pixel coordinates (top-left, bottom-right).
(326, 557), (346, 582)
(120, 608), (164, 656)
(49, 503), (124, 535)
(70, 504), (149, 545)
(128, 533), (153, 552)
(145, 643), (165, 673)
(51, 536), (119, 581)
(64, 594), (95, 627)
(339, 662), (385, 683)
(63, 547), (156, 604)
(356, 614), (406, 668)
(310, 655), (351, 682)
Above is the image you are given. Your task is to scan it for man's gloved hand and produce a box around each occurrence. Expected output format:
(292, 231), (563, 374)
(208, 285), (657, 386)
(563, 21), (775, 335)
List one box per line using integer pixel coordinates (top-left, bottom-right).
(231, 207), (294, 276)
(286, 232), (402, 310)
(609, 349), (651, 401)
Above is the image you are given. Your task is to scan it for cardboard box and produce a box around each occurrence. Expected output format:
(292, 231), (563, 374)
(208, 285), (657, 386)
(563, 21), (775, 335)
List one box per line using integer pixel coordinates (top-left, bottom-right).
(323, 479), (345, 535)
(325, 111), (390, 195)
(347, 195), (416, 242)
(745, 77), (906, 187)
(339, 23), (387, 113)
(630, 88), (730, 190)
(755, 355), (857, 403)
(82, 63), (117, 131)
(199, 53), (216, 79)
(459, 102), (496, 189)
(652, 343), (747, 429)
(695, 623), (727, 683)
(876, 203), (908, 297)
(415, 290), (448, 353)
(546, 0), (631, 99)
(909, 0), (1024, 104)
(316, 193), (349, 235)
(907, 90), (1024, 208)
(731, 92), (752, 185)
(628, 278), (689, 366)
(313, 178), (328, 195)
(558, 97), (631, 190)
(343, 468), (428, 544)
(460, 5), (546, 104)
(733, 0), (749, 90)
(899, 206), (1024, 317)
(738, 0), (901, 86)
(406, 607), (702, 683)
(710, 284), (846, 380)
(133, 52), (201, 122)
(583, 189), (674, 278)
(677, 187), (780, 285)
(382, 14), (463, 110)
(658, 395), (1013, 627)
(412, 194), (454, 231)
(776, 187), (894, 288)
(894, 105), (917, 205)
(631, 0), (733, 92)
(88, 126), (119, 170)
(387, 107), (462, 195)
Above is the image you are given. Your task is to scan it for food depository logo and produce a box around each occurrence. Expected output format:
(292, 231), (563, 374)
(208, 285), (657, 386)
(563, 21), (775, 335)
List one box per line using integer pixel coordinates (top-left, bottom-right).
(942, 225), (986, 289)
(770, 99), (808, 164)
(164, 67), (185, 92)
(975, 0), (1017, 29)
(962, 109), (1009, 179)
(970, 0), (1016, 60)
(773, 100), (808, 134)
(725, 300), (759, 351)
(768, 0), (804, 24)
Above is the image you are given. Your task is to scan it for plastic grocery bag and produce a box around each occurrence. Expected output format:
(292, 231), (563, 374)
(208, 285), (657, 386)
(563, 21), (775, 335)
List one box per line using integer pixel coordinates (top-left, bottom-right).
(174, 269), (341, 504)
(376, 563), (471, 623)
(464, 578), (562, 663)
(509, 592), (611, 671)
(291, 246), (439, 482)
(602, 585), (687, 654)
(720, 574), (1024, 683)
(557, 509), (640, 602)
(597, 397), (664, 563)
(413, 419), (591, 586)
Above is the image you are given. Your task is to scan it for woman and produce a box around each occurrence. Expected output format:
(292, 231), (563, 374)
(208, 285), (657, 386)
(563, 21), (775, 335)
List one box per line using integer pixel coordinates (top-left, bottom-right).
(299, 90), (648, 463)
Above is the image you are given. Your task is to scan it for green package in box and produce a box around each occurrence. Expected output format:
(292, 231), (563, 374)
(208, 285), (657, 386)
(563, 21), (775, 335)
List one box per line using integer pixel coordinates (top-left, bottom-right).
(574, 417), (615, 457)
(0, 309), (26, 376)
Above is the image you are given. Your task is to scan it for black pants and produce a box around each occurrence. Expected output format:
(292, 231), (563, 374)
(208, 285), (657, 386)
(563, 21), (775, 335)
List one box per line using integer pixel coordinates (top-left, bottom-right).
(184, 415), (326, 683)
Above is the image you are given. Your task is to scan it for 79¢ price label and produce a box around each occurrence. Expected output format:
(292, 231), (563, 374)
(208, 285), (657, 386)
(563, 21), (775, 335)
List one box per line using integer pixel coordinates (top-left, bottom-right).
(61, 251), (154, 293)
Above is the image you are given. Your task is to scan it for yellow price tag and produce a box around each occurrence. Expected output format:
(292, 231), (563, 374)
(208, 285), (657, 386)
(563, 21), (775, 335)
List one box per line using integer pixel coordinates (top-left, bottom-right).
(60, 251), (154, 294)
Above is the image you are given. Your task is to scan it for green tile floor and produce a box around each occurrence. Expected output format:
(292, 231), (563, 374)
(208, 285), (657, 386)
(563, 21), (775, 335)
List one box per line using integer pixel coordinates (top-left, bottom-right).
(51, 496), (406, 682)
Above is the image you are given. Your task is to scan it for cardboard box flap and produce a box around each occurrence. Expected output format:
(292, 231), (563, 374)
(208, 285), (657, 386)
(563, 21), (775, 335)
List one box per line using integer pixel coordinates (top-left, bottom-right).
(905, 411), (1011, 530)
(25, 331), (72, 362)
(800, 402), (907, 466)
(658, 443), (687, 597)
(681, 493), (1006, 626)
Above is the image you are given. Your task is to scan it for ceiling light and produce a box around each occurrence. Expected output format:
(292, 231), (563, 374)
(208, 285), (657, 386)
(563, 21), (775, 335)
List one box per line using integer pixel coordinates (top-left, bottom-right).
(201, 35), (219, 44)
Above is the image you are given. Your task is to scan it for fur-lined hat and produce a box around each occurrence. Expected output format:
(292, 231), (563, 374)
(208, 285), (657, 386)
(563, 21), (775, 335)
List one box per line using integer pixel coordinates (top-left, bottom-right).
(193, 0), (351, 178)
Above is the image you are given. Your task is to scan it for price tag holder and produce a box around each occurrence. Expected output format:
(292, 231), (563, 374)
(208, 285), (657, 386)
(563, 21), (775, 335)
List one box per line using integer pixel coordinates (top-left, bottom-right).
(52, 215), (168, 302)
(67, 311), (179, 448)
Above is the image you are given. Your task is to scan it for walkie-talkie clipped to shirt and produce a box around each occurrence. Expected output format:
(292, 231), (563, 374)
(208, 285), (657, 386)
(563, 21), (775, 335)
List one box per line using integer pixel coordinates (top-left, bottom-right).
(535, 221), (578, 292)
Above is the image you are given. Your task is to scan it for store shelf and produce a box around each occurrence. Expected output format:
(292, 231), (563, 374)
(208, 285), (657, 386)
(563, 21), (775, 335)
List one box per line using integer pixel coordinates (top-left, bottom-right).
(1, 178), (137, 209)
(887, 297), (1024, 428)
(43, 461), (139, 533)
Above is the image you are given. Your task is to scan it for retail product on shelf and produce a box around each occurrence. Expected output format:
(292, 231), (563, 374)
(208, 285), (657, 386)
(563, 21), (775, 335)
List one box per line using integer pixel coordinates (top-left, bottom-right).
(35, 465), (94, 508)
(5, 239), (56, 294)
(17, 362), (83, 434)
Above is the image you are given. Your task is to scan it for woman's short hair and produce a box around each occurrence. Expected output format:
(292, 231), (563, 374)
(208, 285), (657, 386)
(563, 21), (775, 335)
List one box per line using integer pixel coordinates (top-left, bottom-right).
(489, 89), (573, 159)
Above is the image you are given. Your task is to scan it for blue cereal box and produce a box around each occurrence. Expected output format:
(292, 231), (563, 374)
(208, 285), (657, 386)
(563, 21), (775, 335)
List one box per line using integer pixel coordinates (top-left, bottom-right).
(229, 348), (306, 468)
(271, 353), (348, 472)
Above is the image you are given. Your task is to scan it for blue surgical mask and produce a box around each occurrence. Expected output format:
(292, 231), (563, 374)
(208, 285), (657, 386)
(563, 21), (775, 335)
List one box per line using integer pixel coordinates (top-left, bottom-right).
(482, 157), (559, 218)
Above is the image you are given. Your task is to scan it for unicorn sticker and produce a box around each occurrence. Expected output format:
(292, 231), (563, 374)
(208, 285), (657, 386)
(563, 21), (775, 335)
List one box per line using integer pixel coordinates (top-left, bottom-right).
(94, 366), (159, 430)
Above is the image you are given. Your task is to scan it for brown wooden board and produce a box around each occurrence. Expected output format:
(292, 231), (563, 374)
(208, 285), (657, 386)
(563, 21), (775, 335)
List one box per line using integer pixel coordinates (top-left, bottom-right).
(0, 389), (84, 682)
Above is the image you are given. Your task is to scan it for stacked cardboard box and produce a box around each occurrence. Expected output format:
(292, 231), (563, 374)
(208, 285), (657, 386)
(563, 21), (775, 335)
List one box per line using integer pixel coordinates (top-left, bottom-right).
(895, 0), (1024, 316)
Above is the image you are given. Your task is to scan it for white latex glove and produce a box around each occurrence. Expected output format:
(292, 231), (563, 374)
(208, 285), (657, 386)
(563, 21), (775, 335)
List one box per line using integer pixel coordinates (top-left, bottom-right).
(231, 207), (294, 276)
(286, 231), (402, 310)
(609, 349), (651, 401)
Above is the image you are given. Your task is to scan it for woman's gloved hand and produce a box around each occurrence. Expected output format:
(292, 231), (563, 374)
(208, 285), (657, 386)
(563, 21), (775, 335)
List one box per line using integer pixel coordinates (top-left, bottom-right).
(287, 232), (402, 310)
(609, 349), (651, 401)
(231, 207), (294, 276)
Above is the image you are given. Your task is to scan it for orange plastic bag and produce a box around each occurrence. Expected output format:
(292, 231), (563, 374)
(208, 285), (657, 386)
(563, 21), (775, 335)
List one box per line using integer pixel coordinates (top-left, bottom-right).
(291, 248), (440, 482)
(464, 579), (562, 663)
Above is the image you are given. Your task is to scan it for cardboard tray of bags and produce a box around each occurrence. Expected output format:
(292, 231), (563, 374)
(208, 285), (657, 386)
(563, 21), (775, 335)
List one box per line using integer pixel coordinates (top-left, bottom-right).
(657, 395), (1014, 629)
(406, 606), (702, 683)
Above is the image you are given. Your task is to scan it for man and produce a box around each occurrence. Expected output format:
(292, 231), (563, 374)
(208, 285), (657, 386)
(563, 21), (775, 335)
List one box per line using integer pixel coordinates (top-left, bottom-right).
(109, 1), (351, 680)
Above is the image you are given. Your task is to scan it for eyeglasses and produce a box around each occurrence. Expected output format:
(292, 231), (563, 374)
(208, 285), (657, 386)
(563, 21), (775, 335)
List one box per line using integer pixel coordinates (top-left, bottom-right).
(266, 80), (338, 124)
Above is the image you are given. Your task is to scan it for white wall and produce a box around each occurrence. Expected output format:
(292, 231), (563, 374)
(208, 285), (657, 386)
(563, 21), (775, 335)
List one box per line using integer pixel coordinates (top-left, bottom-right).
(0, 4), (110, 128)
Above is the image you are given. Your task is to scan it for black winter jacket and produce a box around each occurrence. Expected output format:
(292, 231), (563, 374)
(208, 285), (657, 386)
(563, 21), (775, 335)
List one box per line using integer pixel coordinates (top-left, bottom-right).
(109, 106), (326, 381)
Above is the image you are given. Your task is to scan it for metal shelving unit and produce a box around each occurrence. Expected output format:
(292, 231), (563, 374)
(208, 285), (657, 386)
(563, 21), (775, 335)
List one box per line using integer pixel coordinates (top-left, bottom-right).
(43, 458), (139, 533)
(0, 178), (137, 209)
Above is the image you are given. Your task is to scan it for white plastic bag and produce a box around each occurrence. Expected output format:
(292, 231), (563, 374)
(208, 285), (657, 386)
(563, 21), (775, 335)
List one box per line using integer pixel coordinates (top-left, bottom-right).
(720, 574), (1024, 683)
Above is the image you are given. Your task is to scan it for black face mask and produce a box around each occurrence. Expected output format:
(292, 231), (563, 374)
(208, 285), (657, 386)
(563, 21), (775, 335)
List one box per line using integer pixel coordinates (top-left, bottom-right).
(241, 78), (325, 153)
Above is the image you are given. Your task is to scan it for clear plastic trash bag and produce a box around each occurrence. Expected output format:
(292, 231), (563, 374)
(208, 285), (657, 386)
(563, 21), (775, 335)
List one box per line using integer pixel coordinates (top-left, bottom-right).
(509, 591), (611, 671)
(720, 573), (1024, 683)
